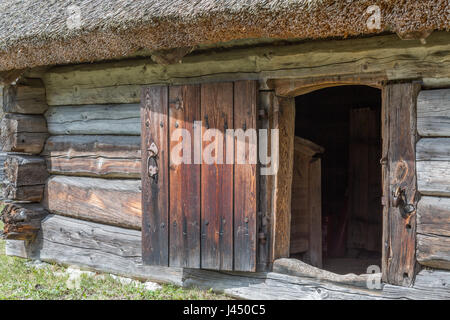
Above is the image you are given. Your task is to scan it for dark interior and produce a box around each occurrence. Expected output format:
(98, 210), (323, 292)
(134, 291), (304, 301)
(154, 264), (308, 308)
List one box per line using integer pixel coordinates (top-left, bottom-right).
(292, 85), (382, 275)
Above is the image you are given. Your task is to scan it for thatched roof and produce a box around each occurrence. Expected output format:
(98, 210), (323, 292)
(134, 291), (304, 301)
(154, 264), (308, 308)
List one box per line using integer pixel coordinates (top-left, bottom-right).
(0, 0), (449, 72)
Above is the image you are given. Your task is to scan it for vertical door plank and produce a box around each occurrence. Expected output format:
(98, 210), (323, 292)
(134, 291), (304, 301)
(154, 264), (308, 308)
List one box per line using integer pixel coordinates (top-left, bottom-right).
(168, 85), (201, 268)
(272, 97), (296, 259)
(233, 81), (258, 272)
(348, 109), (370, 252)
(309, 158), (322, 268)
(201, 82), (234, 271)
(367, 108), (382, 253)
(141, 86), (169, 266)
(383, 83), (421, 286)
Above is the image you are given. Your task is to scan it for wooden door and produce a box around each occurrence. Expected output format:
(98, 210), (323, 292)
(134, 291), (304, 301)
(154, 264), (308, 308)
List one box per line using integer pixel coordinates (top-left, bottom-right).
(347, 108), (382, 254)
(141, 81), (258, 272)
(382, 83), (421, 286)
(290, 137), (324, 268)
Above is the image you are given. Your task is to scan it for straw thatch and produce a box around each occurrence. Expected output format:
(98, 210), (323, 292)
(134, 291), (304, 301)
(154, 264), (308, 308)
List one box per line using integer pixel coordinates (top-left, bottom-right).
(0, 0), (448, 71)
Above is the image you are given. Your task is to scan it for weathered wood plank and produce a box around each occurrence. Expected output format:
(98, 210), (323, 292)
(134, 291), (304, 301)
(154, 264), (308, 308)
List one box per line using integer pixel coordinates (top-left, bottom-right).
(141, 86), (169, 266)
(2, 185), (45, 202)
(45, 104), (140, 135)
(0, 114), (47, 154)
(201, 82), (234, 271)
(416, 196), (450, 271)
(183, 269), (386, 300)
(5, 215), (183, 285)
(233, 81), (258, 272)
(43, 135), (141, 178)
(417, 89), (450, 137)
(257, 91), (274, 272)
(383, 83), (421, 287)
(43, 176), (141, 230)
(168, 85), (201, 268)
(416, 138), (450, 161)
(383, 269), (450, 300)
(417, 234), (450, 270)
(43, 32), (450, 105)
(1, 203), (48, 240)
(273, 258), (377, 288)
(4, 154), (48, 186)
(2, 79), (48, 114)
(417, 161), (450, 196)
(2, 154), (47, 201)
(417, 196), (450, 237)
(272, 97), (295, 259)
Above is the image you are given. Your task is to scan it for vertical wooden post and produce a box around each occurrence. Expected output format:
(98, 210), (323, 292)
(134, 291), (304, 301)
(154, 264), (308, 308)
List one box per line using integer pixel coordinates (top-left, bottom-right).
(271, 96), (295, 260)
(382, 82), (421, 286)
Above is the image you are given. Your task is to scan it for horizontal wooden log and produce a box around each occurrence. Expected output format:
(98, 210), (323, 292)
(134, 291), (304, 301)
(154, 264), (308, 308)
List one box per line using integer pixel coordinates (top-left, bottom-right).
(5, 214), (183, 285)
(417, 161), (450, 196)
(3, 185), (45, 202)
(383, 269), (450, 300)
(43, 176), (141, 229)
(2, 79), (48, 114)
(4, 154), (48, 187)
(416, 138), (450, 161)
(43, 32), (450, 105)
(417, 196), (450, 237)
(2, 154), (48, 201)
(416, 197), (450, 270)
(0, 202), (48, 240)
(0, 114), (48, 154)
(45, 104), (140, 135)
(417, 234), (450, 270)
(43, 135), (141, 178)
(417, 89), (450, 137)
(273, 258), (377, 288)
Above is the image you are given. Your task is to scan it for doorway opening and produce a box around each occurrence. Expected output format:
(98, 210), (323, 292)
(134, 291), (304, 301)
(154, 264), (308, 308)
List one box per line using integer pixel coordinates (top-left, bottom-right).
(289, 85), (382, 275)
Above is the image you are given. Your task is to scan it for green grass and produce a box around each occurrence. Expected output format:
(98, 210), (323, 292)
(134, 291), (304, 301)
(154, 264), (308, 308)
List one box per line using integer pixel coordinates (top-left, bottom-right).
(0, 221), (229, 300)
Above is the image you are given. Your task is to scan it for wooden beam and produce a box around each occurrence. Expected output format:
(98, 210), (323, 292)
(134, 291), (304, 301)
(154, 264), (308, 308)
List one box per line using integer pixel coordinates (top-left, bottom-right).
(0, 114), (47, 154)
(416, 196), (450, 270)
(0, 203), (48, 240)
(417, 161), (450, 196)
(45, 104), (140, 135)
(268, 74), (384, 97)
(382, 269), (450, 300)
(2, 154), (48, 201)
(417, 234), (450, 270)
(43, 176), (142, 230)
(257, 91), (274, 271)
(417, 89), (450, 137)
(2, 79), (48, 114)
(273, 258), (377, 288)
(43, 32), (450, 106)
(271, 97), (295, 260)
(43, 135), (141, 178)
(5, 214), (183, 285)
(382, 83), (421, 287)
(417, 138), (450, 196)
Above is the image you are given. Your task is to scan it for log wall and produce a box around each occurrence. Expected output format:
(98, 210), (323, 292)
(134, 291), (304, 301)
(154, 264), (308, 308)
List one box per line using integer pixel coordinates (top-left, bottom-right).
(2, 32), (450, 296)
(416, 89), (450, 271)
(0, 78), (49, 240)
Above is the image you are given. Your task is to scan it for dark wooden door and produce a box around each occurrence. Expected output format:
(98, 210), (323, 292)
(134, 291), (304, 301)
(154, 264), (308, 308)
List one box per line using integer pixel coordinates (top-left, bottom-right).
(141, 81), (258, 272)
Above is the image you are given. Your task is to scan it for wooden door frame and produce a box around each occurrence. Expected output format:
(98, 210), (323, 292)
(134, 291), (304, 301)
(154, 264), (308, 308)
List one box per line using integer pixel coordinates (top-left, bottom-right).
(266, 76), (420, 286)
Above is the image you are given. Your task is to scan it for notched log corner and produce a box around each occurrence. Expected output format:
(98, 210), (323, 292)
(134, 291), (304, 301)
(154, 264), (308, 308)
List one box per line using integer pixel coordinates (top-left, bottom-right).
(0, 202), (48, 241)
